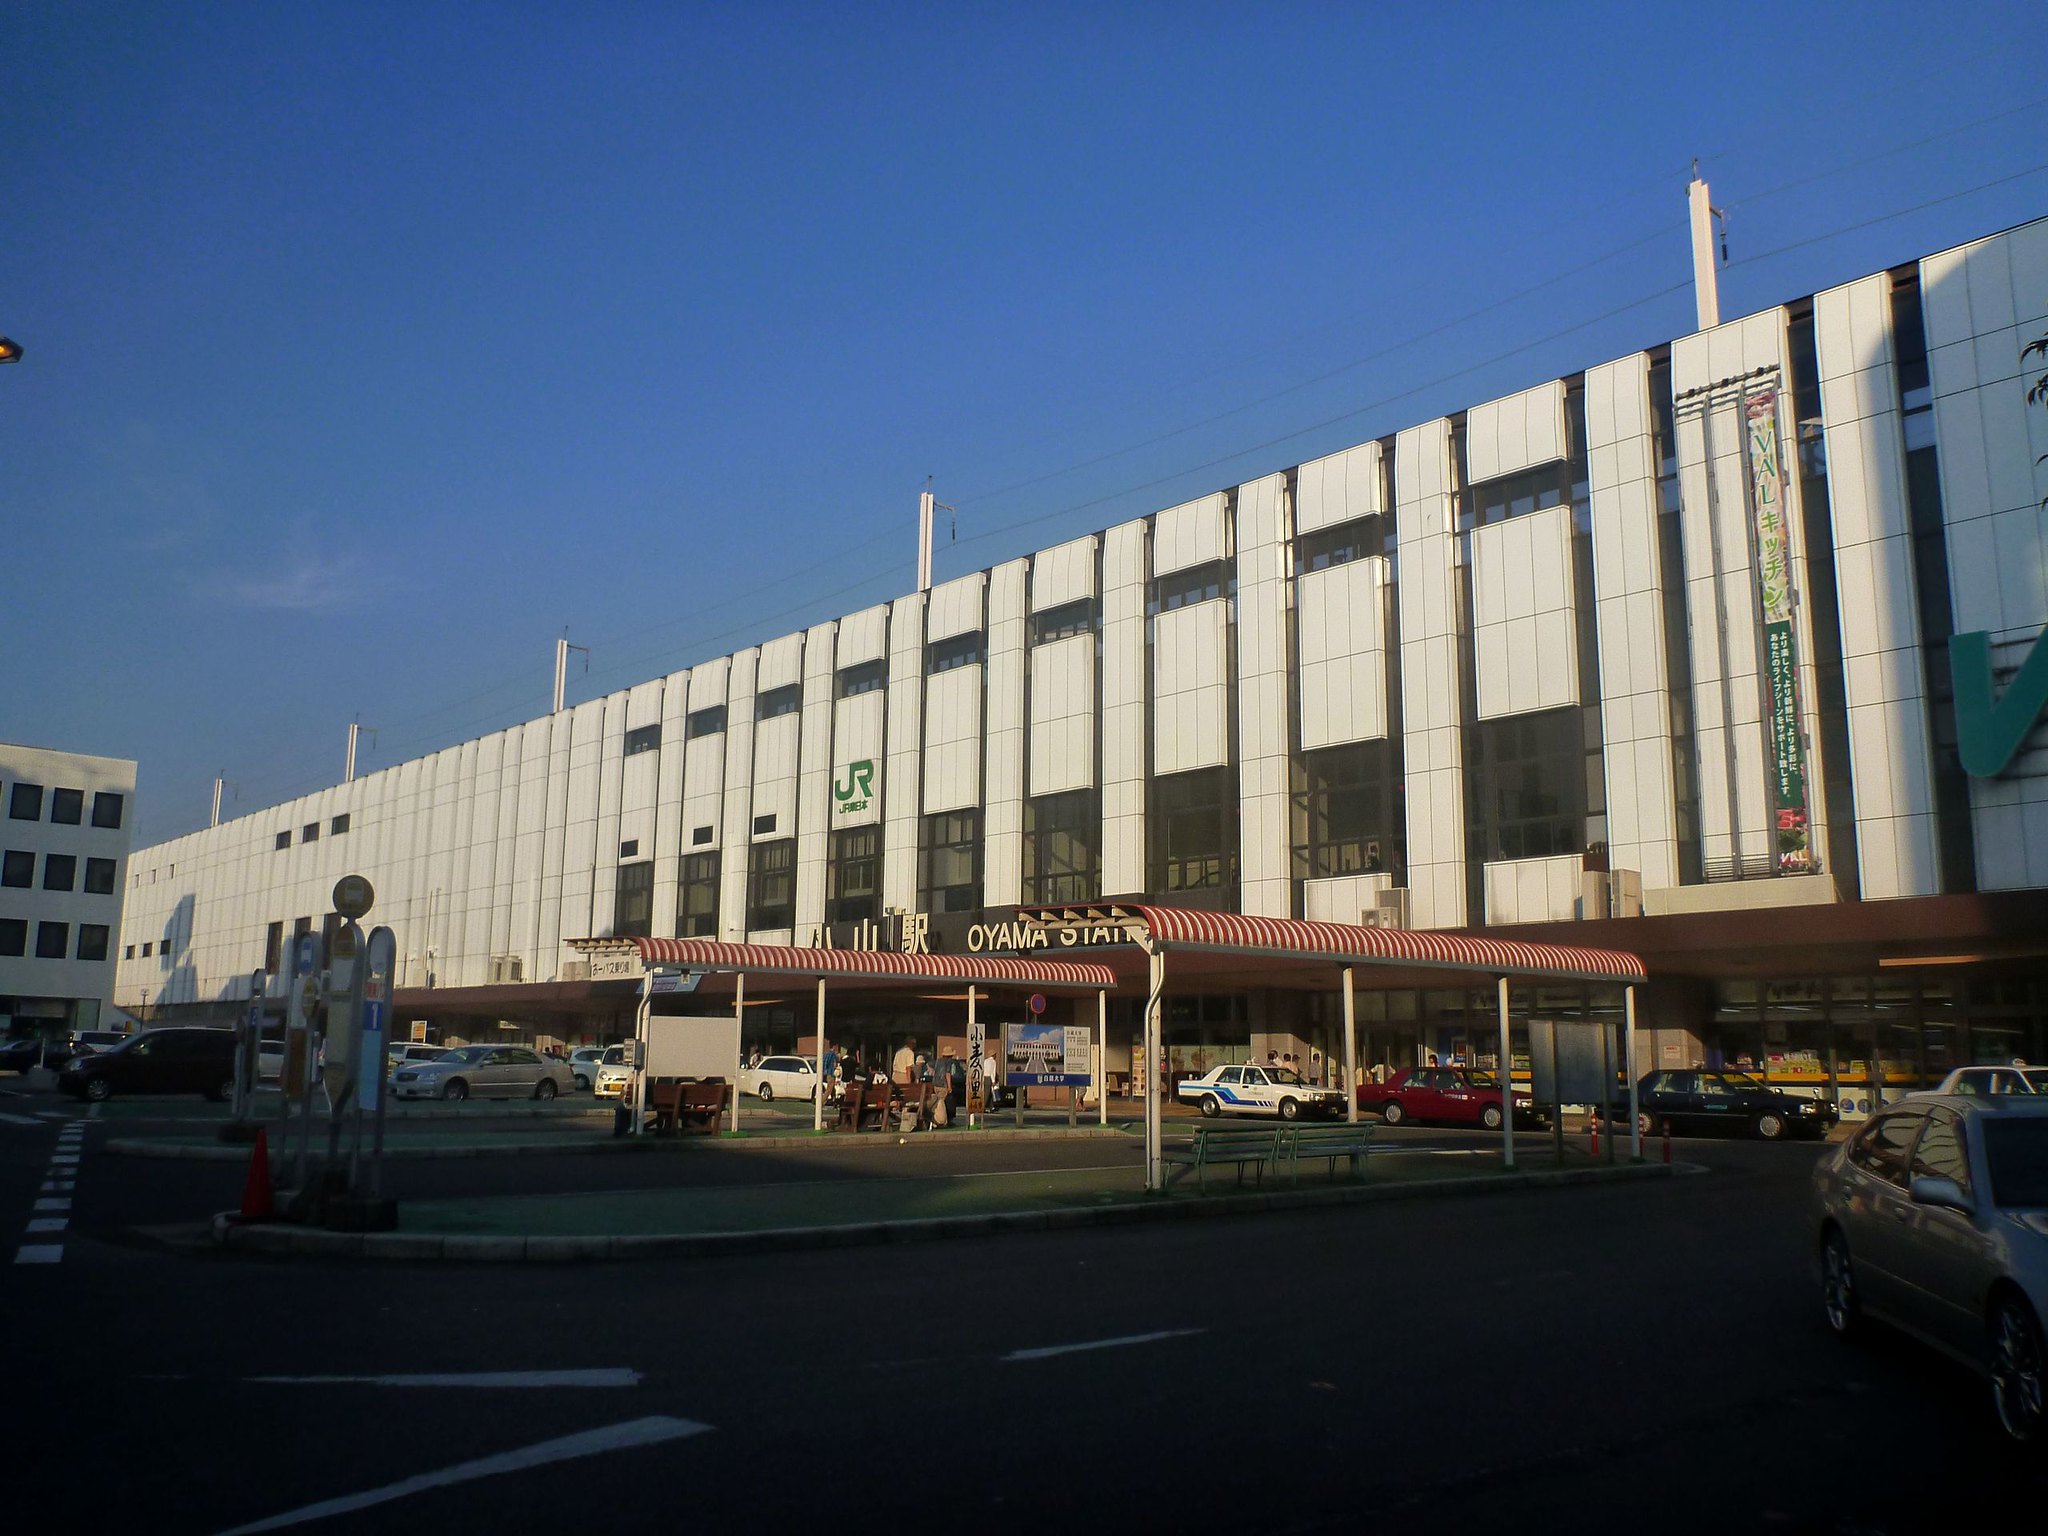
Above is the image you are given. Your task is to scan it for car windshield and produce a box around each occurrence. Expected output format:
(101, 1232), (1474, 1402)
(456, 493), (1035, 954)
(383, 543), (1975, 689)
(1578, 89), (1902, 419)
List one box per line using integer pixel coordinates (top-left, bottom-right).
(1715, 1073), (1766, 1092)
(1983, 1119), (2048, 1208)
(2021, 1070), (2048, 1093)
(1265, 1068), (1305, 1086)
(1463, 1072), (1501, 1088)
(438, 1047), (490, 1066)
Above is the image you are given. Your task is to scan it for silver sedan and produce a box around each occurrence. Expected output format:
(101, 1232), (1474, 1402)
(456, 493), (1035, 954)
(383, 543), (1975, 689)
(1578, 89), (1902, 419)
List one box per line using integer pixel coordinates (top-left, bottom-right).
(1813, 1094), (2048, 1440)
(391, 1044), (576, 1102)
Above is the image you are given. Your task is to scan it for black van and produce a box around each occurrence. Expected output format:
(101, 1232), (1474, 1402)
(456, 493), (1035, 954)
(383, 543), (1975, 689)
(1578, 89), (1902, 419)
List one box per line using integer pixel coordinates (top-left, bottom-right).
(57, 1027), (237, 1103)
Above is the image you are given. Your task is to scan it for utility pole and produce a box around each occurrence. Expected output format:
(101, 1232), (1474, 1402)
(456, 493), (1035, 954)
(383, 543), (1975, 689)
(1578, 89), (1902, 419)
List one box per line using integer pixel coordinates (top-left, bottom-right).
(1689, 161), (1727, 331)
(916, 477), (955, 593)
(553, 631), (590, 714)
(211, 775), (225, 829)
(345, 718), (376, 783)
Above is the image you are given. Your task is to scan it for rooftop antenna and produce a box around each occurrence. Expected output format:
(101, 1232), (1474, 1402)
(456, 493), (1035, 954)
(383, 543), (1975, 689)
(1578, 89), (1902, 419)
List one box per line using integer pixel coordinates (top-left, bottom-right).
(1688, 159), (1728, 330)
(553, 629), (590, 714)
(917, 476), (956, 593)
(209, 773), (240, 829)
(344, 717), (377, 783)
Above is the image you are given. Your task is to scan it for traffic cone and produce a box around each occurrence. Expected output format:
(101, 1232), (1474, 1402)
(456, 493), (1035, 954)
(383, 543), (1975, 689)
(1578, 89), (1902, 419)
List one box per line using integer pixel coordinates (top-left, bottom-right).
(1662, 1118), (1672, 1165)
(240, 1125), (274, 1220)
(1588, 1113), (1600, 1159)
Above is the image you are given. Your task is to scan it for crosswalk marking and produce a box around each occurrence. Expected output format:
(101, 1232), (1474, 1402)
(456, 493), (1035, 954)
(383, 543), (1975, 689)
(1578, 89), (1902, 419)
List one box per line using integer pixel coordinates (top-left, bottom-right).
(26, 1217), (67, 1233)
(14, 1245), (63, 1264)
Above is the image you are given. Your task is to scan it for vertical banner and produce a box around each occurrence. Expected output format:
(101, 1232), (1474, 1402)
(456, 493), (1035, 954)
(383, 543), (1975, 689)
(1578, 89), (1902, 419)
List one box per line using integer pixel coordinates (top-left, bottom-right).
(1744, 386), (1813, 873)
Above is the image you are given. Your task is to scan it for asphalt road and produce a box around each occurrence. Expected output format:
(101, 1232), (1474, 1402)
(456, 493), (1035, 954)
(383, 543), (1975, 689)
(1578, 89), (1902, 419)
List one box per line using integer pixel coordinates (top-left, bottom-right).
(4, 1077), (2043, 1535)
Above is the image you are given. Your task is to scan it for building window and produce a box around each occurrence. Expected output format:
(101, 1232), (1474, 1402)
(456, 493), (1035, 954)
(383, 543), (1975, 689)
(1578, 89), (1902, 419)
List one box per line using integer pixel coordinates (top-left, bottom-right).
(746, 839), (796, 931)
(685, 705), (726, 739)
(265, 921), (283, 975)
(827, 826), (881, 924)
(1030, 598), (1096, 646)
(35, 921), (68, 960)
(1294, 514), (1389, 576)
(1148, 559), (1231, 615)
(837, 659), (888, 698)
(84, 857), (117, 895)
(91, 791), (124, 829)
(0, 919), (24, 956)
(752, 814), (777, 835)
(1024, 790), (1100, 904)
(1149, 766), (1239, 894)
(1466, 707), (1599, 862)
(302, 822), (320, 844)
(124, 944), (136, 961)
(1460, 462), (1571, 533)
(42, 854), (76, 892)
(51, 788), (84, 825)
(1294, 742), (1405, 880)
(679, 852), (720, 937)
(757, 685), (802, 720)
(142, 941), (154, 958)
(10, 783), (43, 820)
(321, 912), (342, 967)
(77, 924), (109, 963)
(274, 831), (291, 851)
(613, 861), (654, 938)
(691, 824), (714, 846)
(1, 850), (30, 887)
(330, 813), (350, 835)
(920, 810), (983, 913)
(619, 839), (639, 859)
(926, 631), (985, 674)
(624, 723), (661, 756)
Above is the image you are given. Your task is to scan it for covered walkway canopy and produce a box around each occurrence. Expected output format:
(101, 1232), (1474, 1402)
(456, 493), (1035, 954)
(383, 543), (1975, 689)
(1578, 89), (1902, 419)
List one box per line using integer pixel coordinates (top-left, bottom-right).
(1015, 904), (1649, 1187)
(570, 935), (1118, 1136)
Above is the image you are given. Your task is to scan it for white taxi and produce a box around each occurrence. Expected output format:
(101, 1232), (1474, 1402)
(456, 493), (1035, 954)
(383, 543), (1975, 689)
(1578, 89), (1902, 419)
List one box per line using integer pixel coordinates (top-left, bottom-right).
(1176, 1063), (1346, 1121)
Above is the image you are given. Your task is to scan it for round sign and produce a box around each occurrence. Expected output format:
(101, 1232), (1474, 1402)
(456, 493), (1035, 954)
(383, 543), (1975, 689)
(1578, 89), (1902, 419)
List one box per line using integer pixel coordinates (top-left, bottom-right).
(1028, 992), (1046, 1016)
(332, 874), (376, 919)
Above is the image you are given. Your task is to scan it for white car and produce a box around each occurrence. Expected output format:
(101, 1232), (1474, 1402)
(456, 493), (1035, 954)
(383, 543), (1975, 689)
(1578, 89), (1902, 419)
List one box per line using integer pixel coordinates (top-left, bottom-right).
(748, 1055), (820, 1103)
(257, 1041), (285, 1082)
(1176, 1063), (1347, 1121)
(391, 1045), (576, 1102)
(568, 1047), (607, 1090)
(1932, 1065), (2047, 1097)
(593, 1046), (633, 1100)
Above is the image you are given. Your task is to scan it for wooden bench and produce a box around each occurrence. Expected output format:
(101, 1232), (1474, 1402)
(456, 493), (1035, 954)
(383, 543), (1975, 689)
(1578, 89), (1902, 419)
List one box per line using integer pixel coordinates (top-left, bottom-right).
(833, 1079), (868, 1131)
(1161, 1126), (1281, 1193)
(677, 1080), (727, 1135)
(1278, 1122), (1375, 1183)
(647, 1078), (688, 1135)
(894, 1081), (935, 1132)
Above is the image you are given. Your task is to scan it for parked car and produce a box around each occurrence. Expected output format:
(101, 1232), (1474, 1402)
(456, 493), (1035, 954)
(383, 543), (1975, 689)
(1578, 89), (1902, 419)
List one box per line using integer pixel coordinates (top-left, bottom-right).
(57, 1027), (236, 1103)
(593, 1046), (633, 1100)
(385, 1043), (449, 1077)
(1933, 1066), (2047, 1098)
(1175, 1063), (1346, 1121)
(1634, 1068), (1837, 1140)
(257, 1040), (285, 1082)
(749, 1055), (820, 1102)
(1358, 1066), (1543, 1130)
(65, 1029), (130, 1057)
(389, 1045), (575, 1102)
(568, 1047), (607, 1090)
(1, 1035), (61, 1073)
(1813, 1094), (2048, 1441)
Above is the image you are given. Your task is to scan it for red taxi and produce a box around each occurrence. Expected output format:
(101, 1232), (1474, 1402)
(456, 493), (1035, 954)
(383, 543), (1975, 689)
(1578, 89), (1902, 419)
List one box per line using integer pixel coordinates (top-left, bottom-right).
(1357, 1066), (1543, 1130)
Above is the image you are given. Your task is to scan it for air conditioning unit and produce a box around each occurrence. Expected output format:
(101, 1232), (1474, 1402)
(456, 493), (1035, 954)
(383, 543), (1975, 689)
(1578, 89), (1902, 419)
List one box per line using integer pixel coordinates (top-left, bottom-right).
(1578, 868), (1645, 920)
(488, 954), (525, 984)
(1360, 888), (1411, 929)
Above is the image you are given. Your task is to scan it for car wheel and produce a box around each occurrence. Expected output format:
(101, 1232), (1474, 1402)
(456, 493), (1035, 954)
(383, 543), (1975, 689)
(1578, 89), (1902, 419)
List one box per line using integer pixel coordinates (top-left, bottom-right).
(1381, 1100), (1406, 1126)
(442, 1078), (469, 1102)
(208, 1075), (236, 1103)
(757, 1082), (774, 1103)
(1638, 1111), (1660, 1137)
(1990, 1292), (2046, 1443)
(1755, 1111), (1787, 1141)
(1820, 1227), (1861, 1340)
(1278, 1097), (1301, 1122)
(534, 1079), (558, 1101)
(1480, 1103), (1504, 1131)
(1199, 1094), (1221, 1119)
(84, 1076), (111, 1103)
(573, 1074), (590, 1091)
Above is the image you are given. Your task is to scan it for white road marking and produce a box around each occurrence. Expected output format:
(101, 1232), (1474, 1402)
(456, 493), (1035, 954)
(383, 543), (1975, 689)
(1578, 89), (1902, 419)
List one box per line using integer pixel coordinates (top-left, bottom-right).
(246, 1368), (644, 1389)
(26, 1217), (66, 1233)
(0, 1111), (40, 1125)
(14, 1245), (63, 1264)
(214, 1414), (711, 1534)
(50, 1153), (80, 1165)
(946, 1163), (1132, 1180)
(1002, 1328), (1205, 1362)
(35, 1197), (72, 1211)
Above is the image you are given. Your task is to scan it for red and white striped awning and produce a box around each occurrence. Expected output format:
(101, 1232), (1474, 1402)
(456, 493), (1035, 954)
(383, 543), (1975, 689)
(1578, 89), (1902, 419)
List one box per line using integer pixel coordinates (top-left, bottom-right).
(605, 936), (1117, 990)
(1016, 904), (1646, 984)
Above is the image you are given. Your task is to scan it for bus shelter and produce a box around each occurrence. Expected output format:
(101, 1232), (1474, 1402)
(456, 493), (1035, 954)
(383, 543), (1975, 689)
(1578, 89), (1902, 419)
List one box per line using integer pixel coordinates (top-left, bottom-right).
(1014, 905), (1650, 1189)
(570, 937), (1119, 1135)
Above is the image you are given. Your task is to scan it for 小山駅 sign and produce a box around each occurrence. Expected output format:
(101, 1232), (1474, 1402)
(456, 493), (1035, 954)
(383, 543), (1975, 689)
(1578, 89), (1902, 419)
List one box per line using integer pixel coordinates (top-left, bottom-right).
(833, 759), (875, 816)
(333, 874), (376, 920)
(1952, 626), (2048, 778)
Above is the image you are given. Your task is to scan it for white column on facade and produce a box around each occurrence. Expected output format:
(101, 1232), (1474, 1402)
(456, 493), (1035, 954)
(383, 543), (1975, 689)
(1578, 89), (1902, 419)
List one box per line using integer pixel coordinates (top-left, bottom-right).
(882, 593), (927, 915)
(1235, 473), (1292, 916)
(1395, 420), (1467, 928)
(1101, 520), (1149, 896)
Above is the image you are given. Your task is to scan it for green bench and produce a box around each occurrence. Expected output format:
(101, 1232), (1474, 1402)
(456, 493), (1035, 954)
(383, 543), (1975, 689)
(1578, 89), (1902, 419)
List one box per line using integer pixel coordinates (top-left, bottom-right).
(1161, 1126), (1281, 1192)
(1278, 1122), (1375, 1182)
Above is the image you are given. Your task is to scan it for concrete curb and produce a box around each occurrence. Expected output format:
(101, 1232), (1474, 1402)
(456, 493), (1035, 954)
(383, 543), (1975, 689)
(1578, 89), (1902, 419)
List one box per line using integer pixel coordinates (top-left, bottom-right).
(210, 1158), (1680, 1263)
(110, 1123), (1131, 1163)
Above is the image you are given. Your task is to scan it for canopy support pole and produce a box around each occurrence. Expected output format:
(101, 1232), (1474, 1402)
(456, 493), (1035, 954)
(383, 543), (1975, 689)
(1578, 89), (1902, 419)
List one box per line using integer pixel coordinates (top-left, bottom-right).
(1342, 967), (1358, 1124)
(1098, 988), (1108, 1126)
(1626, 984), (1641, 1161)
(967, 984), (978, 1128)
(1145, 949), (1165, 1192)
(729, 971), (745, 1135)
(1497, 975), (1514, 1171)
(814, 976), (826, 1134)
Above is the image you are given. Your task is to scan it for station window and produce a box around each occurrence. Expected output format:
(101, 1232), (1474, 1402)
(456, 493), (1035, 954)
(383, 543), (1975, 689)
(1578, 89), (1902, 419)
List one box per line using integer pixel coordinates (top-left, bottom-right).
(50, 788), (84, 825)
(919, 809), (983, 914)
(1465, 706), (1600, 861)
(1, 849), (30, 887)
(10, 783), (42, 821)
(1294, 514), (1389, 576)
(1149, 766), (1239, 894)
(925, 632), (985, 674)
(1294, 741), (1405, 880)
(1029, 597), (1096, 646)
(757, 685), (802, 720)
(827, 826), (880, 924)
(1024, 790), (1099, 904)
(691, 824), (714, 847)
(679, 851), (720, 937)
(613, 861), (654, 939)
(301, 822), (320, 844)
(42, 854), (76, 892)
(264, 921), (283, 975)
(619, 839), (639, 859)
(746, 840), (796, 931)
(142, 941), (154, 958)
(84, 857), (117, 895)
(1148, 559), (1232, 615)
(624, 723), (661, 756)
(76, 924), (109, 963)
(685, 706), (726, 739)
(124, 944), (136, 961)
(91, 791), (124, 829)
(0, 919), (24, 957)
(836, 659), (888, 698)
(274, 831), (291, 851)
(36, 921), (69, 960)
(330, 813), (350, 835)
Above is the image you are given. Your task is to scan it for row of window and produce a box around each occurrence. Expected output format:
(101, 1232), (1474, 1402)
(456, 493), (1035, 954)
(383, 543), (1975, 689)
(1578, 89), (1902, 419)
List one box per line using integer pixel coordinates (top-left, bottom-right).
(6, 783), (125, 829)
(274, 813), (351, 851)
(0, 918), (111, 962)
(2, 850), (119, 894)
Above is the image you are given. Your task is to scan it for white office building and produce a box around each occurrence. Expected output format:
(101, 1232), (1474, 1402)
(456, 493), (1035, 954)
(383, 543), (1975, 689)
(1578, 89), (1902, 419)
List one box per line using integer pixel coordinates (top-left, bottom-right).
(116, 214), (2048, 1106)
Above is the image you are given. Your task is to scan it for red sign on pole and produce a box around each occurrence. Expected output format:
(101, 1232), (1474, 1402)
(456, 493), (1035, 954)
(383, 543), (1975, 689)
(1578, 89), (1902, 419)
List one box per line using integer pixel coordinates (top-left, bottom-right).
(1028, 993), (1046, 1016)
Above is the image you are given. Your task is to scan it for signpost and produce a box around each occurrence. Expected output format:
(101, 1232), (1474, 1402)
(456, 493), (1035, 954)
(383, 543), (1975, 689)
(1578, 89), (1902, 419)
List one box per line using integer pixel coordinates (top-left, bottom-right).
(359, 926), (396, 1197)
(1003, 1019), (1096, 1127)
(234, 969), (266, 1124)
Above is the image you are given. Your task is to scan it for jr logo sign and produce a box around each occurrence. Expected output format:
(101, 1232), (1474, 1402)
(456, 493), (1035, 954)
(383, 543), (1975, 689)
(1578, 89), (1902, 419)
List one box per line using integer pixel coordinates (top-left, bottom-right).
(1952, 628), (2048, 778)
(833, 759), (875, 815)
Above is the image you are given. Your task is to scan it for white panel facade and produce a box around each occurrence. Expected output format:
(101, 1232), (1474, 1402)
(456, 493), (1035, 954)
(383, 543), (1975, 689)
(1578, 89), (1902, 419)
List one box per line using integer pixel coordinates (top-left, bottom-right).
(1482, 853), (1586, 925)
(649, 667), (691, 938)
(1297, 558), (1388, 749)
(1152, 601), (1230, 777)
(1814, 271), (1941, 898)
(984, 559), (1028, 906)
(1301, 872), (1394, 923)
(1152, 492), (1227, 575)
(1100, 519), (1148, 895)
(1470, 502), (1579, 720)
(882, 593), (926, 912)
(836, 604), (889, 666)
(1235, 474), (1291, 917)
(1295, 441), (1384, 535)
(719, 648), (758, 939)
(1031, 534), (1097, 611)
(1396, 418), (1468, 928)
(1466, 379), (1568, 484)
(926, 572), (985, 642)
(1028, 637), (1096, 797)
(921, 664), (984, 815)
(830, 691), (886, 831)
(793, 620), (837, 937)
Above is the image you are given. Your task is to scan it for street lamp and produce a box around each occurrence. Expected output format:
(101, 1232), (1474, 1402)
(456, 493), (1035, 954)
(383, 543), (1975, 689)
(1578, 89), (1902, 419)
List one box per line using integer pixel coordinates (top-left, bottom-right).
(0, 337), (21, 364)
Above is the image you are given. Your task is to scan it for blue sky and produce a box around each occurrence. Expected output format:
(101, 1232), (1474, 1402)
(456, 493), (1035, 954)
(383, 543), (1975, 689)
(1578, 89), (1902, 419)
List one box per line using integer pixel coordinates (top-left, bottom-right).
(4, 1), (2045, 847)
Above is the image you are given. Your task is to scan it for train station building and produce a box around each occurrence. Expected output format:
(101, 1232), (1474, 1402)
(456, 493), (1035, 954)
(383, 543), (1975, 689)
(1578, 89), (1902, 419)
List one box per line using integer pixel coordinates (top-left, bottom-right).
(114, 213), (2048, 1119)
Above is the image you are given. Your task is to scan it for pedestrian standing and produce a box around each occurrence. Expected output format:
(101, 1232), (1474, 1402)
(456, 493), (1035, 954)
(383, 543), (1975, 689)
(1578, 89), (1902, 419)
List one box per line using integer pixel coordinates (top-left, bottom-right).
(982, 1044), (1001, 1109)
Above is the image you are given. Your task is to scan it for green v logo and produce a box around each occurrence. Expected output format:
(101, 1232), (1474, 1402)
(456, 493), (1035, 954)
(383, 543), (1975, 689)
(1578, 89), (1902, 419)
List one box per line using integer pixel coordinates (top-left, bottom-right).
(1952, 628), (2048, 777)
